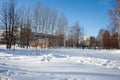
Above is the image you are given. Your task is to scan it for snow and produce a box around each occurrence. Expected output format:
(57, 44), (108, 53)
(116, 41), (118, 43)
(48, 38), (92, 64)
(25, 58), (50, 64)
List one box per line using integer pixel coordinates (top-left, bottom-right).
(0, 45), (120, 80)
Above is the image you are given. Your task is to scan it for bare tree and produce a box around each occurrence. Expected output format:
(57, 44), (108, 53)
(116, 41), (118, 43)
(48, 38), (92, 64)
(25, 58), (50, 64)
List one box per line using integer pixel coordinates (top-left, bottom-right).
(46, 7), (51, 34)
(68, 26), (75, 47)
(98, 29), (111, 49)
(103, 30), (110, 49)
(18, 6), (25, 47)
(57, 13), (68, 47)
(68, 22), (83, 48)
(18, 7), (32, 48)
(33, 4), (43, 33)
(42, 7), (52, 34)
(0, 0), (19, 49)
(109, 0), (120, 48)
(74, 22), (81, 47)
(51, 10), (57, 34)
(0, 1), (9, 48)
(25, 8), (32, 48)
(97, 29), (105, 48)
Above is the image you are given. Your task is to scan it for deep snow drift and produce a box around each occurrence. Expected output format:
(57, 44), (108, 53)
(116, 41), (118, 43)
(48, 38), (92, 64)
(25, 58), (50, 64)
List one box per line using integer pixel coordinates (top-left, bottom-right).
(0, 45), (120, 80)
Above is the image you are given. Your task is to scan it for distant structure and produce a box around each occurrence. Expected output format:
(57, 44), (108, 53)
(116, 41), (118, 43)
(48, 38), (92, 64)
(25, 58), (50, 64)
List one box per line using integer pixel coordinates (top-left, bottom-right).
(0, 25), (64, 48)
(80, 36), (95, 48)
(32, 32), (64, 47)
(0, 26), (20, 44)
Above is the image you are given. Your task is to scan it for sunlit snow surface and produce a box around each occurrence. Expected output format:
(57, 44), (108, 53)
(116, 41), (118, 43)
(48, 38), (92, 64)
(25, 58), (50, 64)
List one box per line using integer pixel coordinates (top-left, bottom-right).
(0, 45), (120, 80)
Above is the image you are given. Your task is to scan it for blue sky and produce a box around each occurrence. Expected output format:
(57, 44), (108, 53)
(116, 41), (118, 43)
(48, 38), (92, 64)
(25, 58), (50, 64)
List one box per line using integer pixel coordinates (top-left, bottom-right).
(1, 0), (115, 37)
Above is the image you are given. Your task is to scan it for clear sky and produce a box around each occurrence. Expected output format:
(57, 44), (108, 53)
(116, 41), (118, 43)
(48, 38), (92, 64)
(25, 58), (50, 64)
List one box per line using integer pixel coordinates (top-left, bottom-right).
(0, 0), (115, 37)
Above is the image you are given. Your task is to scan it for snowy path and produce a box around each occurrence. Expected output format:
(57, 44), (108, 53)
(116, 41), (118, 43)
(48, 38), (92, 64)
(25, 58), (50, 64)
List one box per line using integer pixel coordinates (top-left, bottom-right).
(0, 46), (120, 80)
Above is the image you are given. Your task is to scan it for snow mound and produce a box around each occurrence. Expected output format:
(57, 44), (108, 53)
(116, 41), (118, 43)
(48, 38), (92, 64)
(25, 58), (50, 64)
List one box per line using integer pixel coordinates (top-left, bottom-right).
(40, 54), (55, 62)
(69, 56), (120, 69)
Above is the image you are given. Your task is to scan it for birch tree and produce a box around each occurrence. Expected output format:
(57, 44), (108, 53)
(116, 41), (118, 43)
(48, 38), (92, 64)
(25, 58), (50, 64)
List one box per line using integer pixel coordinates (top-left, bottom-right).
(57, 13), (68, 47)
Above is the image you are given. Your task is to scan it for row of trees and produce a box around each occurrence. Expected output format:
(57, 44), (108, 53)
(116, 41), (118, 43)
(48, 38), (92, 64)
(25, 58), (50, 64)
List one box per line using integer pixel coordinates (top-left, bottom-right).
(97, 29), (119, 49)
(68, 22), (84, 47)
(0, 0), (84, 49)
(109, 0), (120, 48)
(97, 0), (120, 49)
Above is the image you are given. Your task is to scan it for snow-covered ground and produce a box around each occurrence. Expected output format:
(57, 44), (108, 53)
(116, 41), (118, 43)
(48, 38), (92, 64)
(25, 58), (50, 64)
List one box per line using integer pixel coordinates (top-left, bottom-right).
(0, 45), (120, 80)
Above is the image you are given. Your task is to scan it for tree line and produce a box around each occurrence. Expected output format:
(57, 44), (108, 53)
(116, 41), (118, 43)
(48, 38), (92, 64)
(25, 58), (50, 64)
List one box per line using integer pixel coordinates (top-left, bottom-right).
(0, 0), (84, 49)
(1, 0), (119, 49)
(97, 0), (120, 49)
